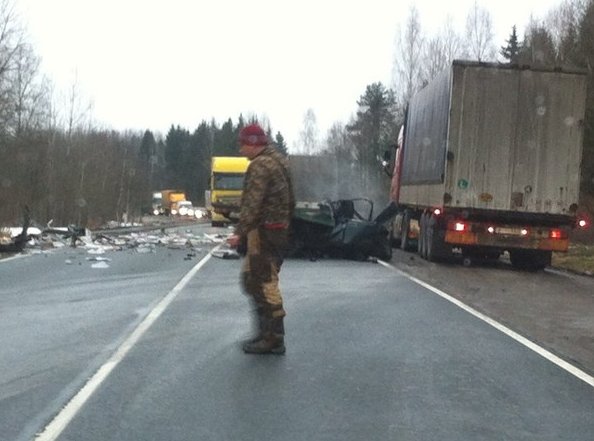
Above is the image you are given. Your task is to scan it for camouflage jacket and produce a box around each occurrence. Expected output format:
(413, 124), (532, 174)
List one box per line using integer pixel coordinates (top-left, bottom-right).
(235, 146), (295, 237)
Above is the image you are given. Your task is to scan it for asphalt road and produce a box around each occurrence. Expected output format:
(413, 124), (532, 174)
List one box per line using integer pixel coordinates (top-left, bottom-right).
(1, 225), (593, 441)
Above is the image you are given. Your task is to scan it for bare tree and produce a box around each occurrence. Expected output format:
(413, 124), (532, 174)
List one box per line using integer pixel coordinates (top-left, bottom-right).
(298, 108), (319, 155)
(324, 122), (359, 198)
(0, 0), (26, 137)
(422, 36), (447, 85)
(545, 0), (588, 64)
(12, 42), (49, 136)
(421, 18), (467, 85)
(465, 1), (496, 62)
(442, 16), (466, 63)
(392, 6), (424, 107)
(521, 19), (557, 66)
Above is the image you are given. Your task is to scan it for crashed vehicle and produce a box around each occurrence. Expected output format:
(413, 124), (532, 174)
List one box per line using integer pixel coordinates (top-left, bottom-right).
(0, 207), (31, 254)
(289, 198), (393, 261)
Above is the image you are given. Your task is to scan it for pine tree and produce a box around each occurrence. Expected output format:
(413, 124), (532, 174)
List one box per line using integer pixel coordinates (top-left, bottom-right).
(139, 130), (156, 161)
(347, 82), (397, 200)
(501, 25), (522, 62)
(274, 132), (288, 156)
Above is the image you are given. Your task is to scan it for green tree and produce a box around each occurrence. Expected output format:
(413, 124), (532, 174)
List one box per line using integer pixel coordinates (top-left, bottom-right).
(501, 25), (522, 62)
(139, 130), (156, 161)
(164, 125), (192, 190)
(518, 22), (557, 65)
(347, 82), (397, 202)
(213, 118), (239, 156)
(274, 132), (288, 156)
(191, 121), (214, 205)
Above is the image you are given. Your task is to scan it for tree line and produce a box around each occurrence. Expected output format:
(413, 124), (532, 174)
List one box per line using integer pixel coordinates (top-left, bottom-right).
(1, 0), (593, 229)
(316, 0), (594, 212)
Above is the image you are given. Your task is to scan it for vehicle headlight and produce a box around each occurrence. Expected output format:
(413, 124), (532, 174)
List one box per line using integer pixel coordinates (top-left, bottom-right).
(179, 207), (188, 215)
(171, 209), (178, 215)
(153, 209), (159, 216)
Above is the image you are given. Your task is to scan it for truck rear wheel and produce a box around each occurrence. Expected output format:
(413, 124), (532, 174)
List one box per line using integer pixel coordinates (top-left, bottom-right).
(418, 213), (427, 258)
(425, 215), (448, 262)
(400, 211), (414, 251)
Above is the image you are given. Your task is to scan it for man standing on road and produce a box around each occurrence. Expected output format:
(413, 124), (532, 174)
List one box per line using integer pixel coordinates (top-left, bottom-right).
(227, 123), (295, 355)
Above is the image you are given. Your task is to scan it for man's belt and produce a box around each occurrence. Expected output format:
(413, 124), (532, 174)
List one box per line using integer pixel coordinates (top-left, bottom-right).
(263, 222), (289, 230)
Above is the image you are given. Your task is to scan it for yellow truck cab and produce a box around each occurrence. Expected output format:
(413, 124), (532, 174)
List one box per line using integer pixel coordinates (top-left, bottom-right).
(208, 156), (250, 226)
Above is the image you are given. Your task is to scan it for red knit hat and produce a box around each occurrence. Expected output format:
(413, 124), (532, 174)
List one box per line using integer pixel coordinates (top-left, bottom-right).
(239, 123), (268, 146)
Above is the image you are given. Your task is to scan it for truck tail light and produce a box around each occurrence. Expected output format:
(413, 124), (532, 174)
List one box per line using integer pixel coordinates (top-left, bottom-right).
(520, 228), (529, 236)
(549, 229), (564, 239)
(433, 208), (442, 216)
(454, 222), (466, 232)
(578, 218), (588, 229)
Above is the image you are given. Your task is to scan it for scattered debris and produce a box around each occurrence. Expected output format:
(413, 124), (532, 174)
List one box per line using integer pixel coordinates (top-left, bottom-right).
(2, 201), (393, 264)
(211, 245), (240, 260)
(1, 216), (228, 266)
(86, 256), (111, 262)
(0, 206), (32, 254)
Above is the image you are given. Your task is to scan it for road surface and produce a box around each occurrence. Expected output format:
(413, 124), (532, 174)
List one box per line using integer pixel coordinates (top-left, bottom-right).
(1, 224), (593, 440)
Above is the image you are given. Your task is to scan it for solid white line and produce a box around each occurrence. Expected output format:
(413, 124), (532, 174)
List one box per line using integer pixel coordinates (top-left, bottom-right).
(0, 253), (27, 263)
(378, 260), (594, 389)
(35, 250), (215, 441)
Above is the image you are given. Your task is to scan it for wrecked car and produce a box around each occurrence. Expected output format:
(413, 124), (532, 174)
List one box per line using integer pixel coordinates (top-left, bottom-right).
(0, 207), (31, 254)
(289, 198), (393, 261)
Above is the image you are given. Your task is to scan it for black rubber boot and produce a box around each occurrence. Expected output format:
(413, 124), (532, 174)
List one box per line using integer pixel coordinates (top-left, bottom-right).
(243, 316), (285, 355)
(242, 306), (265, 345)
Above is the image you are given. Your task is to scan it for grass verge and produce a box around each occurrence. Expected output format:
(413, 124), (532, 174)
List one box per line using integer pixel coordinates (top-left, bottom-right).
(552, 244), (594, 275)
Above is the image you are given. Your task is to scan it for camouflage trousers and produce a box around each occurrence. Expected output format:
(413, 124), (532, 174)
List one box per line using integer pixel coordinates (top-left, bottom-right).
(241, 228), (287, 320)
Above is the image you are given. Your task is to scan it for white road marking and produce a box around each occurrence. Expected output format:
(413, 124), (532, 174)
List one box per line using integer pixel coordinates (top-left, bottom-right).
(35, 250), (216, 441)
(379, 260), (594, 389)
(0, 253), (28, 263)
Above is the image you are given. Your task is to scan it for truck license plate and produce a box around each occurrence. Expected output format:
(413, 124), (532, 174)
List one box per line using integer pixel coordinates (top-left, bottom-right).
(495, 227), (522, 235)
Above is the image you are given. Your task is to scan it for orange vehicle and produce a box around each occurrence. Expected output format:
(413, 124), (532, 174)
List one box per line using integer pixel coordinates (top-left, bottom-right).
(154, 189), (187, 216)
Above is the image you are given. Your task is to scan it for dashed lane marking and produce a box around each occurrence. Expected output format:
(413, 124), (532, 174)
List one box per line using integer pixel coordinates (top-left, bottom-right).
(35, 248), (217, 441)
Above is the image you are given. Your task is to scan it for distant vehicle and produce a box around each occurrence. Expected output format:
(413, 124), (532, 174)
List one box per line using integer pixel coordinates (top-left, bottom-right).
(208, 156), (250, 226)
(174, 200), (193, 216)
(151, 191), (162, 216)
(154, 189), (187, 216)
(382, 60), (589, 270)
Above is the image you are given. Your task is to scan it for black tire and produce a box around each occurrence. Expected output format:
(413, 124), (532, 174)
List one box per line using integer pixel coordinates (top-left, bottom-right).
(418, 213), (427, 259)
(400, 210), (414, 251)
(426, 215), (449, 262)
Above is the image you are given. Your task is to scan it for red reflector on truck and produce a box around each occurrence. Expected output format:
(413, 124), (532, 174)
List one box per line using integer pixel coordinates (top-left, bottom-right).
(549, 229), (563, 239)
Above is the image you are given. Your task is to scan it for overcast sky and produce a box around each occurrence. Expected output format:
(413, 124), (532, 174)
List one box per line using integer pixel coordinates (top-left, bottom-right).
(16, 0), (563, 150)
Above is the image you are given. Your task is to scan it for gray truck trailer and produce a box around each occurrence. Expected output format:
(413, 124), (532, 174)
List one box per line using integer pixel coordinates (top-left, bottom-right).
(387, 60), (589, 270)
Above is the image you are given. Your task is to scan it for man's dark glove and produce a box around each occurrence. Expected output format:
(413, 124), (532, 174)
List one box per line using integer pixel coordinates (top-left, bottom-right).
(237, 236), (247, 256)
